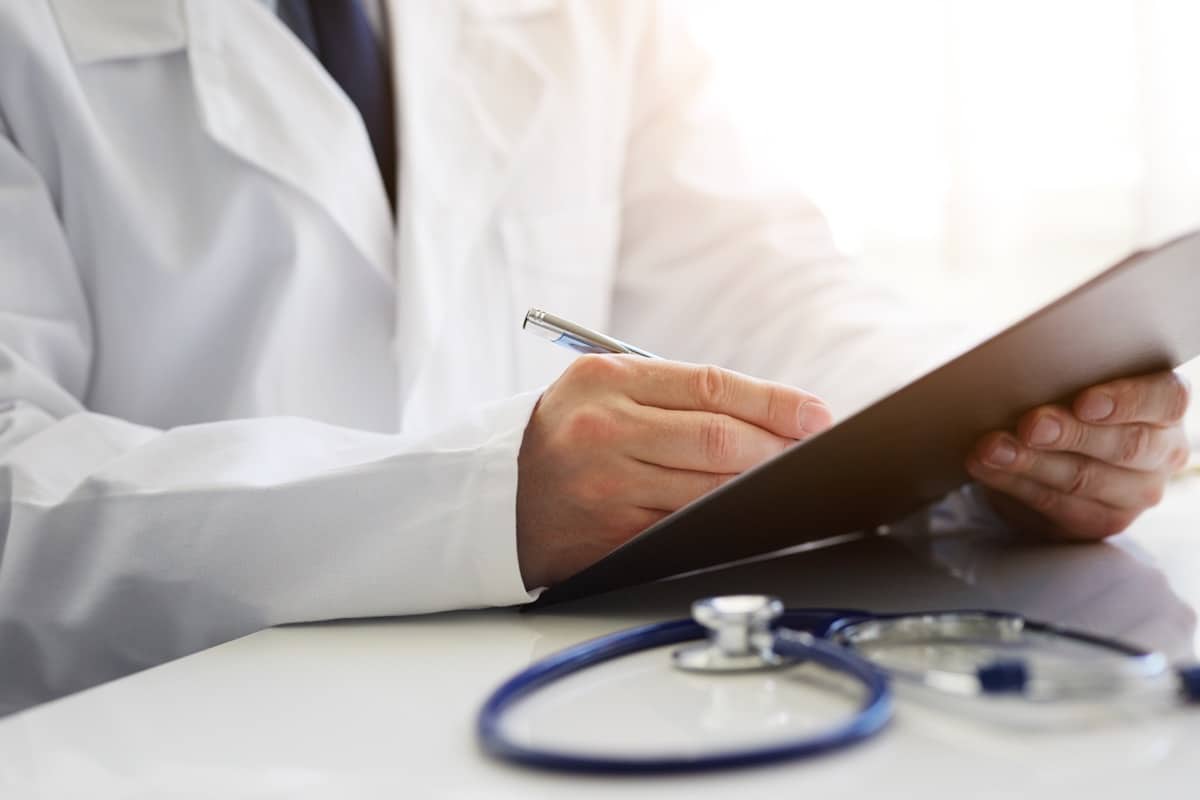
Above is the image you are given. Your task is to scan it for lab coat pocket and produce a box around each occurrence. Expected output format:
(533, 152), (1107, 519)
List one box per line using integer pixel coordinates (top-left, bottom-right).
(501, 203), (620, 387)
(49, 0), (187, 65)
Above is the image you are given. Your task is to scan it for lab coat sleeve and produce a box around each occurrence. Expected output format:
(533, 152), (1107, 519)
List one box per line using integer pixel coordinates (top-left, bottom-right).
(611, 4), (977, 419)
(0, 125), (538, 713)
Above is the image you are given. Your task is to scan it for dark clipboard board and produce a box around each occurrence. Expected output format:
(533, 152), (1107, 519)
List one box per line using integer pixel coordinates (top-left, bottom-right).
(531, 230), (1200, 609)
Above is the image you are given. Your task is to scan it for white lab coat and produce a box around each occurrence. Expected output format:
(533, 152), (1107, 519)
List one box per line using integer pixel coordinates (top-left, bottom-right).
(0, 0), (960, 713)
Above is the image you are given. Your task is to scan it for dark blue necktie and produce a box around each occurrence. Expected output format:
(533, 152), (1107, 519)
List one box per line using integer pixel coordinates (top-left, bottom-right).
(278, 0), (397, 209)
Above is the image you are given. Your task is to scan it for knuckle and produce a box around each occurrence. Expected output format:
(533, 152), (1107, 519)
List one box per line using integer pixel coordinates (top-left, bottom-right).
(562, 407), (618, 446)
(567, 354), (625, 385)
(764, 384), (790, 429)
(701, 415), (738, 466)
(693, 365), (730, 409)
(1170, 447), (1191, 471)
(1118, 424), (1152, 466)
(1066, 460), (1092, 497)
(1063, 417), (1089, 451)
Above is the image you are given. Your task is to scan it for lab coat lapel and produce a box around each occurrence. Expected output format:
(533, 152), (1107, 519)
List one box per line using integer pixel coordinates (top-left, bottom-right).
(183, 0), (394, 282)
(392, 0), (556, 417)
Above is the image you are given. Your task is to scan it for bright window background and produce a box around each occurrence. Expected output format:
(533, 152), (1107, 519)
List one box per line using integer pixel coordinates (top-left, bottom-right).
(688, 0), (1200, 432)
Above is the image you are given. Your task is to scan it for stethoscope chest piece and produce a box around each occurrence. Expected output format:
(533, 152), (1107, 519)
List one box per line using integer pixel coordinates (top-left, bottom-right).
(673, 595), (800, 673)
(478, 594), (894, 773)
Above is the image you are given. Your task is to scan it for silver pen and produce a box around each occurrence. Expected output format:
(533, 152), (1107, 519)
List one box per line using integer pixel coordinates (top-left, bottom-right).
(523, 308), (659, 359)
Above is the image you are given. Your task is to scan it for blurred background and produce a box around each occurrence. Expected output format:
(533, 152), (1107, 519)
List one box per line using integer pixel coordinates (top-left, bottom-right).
(687, 0), (1200, 433)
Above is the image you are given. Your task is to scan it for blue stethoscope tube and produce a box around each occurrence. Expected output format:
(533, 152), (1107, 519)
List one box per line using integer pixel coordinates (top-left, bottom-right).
(479, 605), (1200, 774)
(477, 610), (891, 774)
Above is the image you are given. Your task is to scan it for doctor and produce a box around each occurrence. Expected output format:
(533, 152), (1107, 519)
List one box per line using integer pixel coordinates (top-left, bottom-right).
(0, 0), (1190, 713)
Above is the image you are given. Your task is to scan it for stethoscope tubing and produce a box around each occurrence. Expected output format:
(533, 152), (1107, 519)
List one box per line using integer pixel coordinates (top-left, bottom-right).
(477, 611), (892, 774)
(479, 606), (1200, 774)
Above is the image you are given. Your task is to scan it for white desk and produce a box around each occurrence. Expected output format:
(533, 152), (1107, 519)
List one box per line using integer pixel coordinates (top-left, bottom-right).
(2, 478), (1199, 798)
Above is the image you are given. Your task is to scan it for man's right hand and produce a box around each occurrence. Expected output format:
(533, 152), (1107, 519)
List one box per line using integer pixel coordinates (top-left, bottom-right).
(515, 355), (834, 589)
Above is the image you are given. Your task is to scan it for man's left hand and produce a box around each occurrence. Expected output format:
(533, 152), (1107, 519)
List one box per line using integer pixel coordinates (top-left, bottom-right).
(967, 370), (1192, 539)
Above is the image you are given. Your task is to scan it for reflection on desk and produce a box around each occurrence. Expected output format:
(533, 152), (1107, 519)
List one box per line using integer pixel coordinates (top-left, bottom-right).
(895, 526), (1196, 661)
(536, 506), (1195, 665)
(0, 480), (1198, 798)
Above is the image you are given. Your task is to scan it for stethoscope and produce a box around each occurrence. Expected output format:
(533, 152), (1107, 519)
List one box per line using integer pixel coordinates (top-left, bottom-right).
(478, 595), (1200, 774)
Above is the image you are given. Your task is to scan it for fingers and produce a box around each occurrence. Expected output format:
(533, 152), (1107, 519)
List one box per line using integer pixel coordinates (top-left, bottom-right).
(623, 460), (736, 511)
(1016, 405), (1188, 472)
(588, 356), (833, 440)
(624, 405), (796, 472)
(1073, 370), (1191, 426)
(971, 432), (1165, 510)
(966, 461), (1137, 540)
(519, 355), (833, 588)
(963, 370), (1190, 542)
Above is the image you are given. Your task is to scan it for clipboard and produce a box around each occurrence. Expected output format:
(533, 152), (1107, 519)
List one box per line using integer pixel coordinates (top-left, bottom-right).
(531, 230), (1200, 608)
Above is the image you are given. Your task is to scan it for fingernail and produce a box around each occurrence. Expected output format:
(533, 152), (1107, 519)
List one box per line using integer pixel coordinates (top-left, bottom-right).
(798, 402), (833, 434)
(985, 439), (1018, 467)
(1078, 392), (1115, 422)
(1029, 416), (1062, 447)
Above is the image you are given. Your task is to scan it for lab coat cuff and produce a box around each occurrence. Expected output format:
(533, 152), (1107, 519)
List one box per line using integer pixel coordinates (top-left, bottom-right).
(468, 388), (546, 607)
